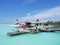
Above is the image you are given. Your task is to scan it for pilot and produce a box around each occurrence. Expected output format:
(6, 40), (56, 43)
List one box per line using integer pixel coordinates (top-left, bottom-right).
(15, 18), (19, 25)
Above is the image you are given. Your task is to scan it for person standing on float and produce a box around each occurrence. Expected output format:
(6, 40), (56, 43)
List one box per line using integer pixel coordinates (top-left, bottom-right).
(15, 18), (19, 25)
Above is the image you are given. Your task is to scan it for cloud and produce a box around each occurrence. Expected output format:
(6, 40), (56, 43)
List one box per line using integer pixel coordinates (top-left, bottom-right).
(20, 6), (60, 22)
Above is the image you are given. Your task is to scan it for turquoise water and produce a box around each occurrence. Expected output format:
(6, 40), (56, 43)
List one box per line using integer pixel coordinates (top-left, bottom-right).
(0, 25), (60, 45)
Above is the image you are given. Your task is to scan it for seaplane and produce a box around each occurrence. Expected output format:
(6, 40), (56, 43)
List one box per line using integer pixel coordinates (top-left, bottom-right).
(11, 19), (40, 32)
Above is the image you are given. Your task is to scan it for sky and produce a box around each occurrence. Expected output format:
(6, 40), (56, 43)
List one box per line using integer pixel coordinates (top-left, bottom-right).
(0, 0), (60, 24)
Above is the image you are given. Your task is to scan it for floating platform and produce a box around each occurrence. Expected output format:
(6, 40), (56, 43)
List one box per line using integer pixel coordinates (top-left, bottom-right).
(7, 30), (60, 36)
